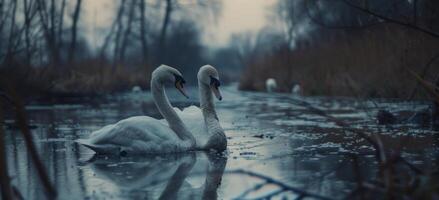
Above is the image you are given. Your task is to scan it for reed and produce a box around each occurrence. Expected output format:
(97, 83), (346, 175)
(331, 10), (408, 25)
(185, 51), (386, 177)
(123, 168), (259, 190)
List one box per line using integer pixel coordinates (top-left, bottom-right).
(239, 24), (439, 99)
(0, 59), (151, 99)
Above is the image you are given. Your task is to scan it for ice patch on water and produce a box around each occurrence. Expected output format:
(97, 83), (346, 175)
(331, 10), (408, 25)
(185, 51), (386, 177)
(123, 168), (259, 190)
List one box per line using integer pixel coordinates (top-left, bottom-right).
(38, 138), (68, 142)
(273, 119), (338, 128)
(289, 132), (325, 140)
(26, 104), (85, 110)
(256, 112), (285, 118)
(331, 112), (368, 119)
(294, 142), (349, 153)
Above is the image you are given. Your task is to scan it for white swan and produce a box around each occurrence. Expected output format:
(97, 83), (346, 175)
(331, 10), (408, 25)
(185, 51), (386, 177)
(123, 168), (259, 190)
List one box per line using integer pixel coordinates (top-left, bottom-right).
(168, 65), (227, 151)
(131, 85), (142, 93)
(265, 78), (277, 93)
(76, 65), (196, 155)
(291, 83), (301, 95)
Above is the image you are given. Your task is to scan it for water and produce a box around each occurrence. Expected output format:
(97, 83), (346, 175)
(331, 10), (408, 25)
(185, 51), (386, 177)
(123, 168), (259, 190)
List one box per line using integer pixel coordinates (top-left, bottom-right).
(4, 85), (439, 199)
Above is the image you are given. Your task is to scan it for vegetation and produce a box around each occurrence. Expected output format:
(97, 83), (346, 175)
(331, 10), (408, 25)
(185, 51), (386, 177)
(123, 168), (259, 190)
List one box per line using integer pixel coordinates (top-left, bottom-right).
(0, 0), (224, 99)
(239, 0), (439, 99)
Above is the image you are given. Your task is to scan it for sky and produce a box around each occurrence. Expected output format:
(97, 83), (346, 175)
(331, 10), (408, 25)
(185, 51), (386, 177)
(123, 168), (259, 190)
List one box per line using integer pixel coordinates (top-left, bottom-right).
(82, 0), (278, 49)
(202, 0), (278, 46)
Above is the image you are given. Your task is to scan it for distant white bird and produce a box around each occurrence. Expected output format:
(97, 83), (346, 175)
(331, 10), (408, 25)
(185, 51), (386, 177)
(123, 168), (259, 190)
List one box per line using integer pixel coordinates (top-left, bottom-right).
(132, 86), (142, 93)
(265, 78), (277, 93)
(291, 83), (301, 96)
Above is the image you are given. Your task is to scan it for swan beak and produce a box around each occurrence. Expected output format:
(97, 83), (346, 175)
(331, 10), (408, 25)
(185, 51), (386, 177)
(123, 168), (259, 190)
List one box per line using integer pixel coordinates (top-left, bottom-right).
(211, 86), (222, 101)
(176, 82), (189, 99)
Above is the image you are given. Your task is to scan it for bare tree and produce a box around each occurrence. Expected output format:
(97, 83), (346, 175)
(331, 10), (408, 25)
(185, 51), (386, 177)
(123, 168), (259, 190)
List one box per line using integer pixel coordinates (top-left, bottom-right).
(2, 0), (17, 65)
(119, 0), (136, 63)
(23, 0), (38, 65)
(157, 0), (173, 61)
(139, 0), (149, 64)
(36, 0), (66, 65)
(113, 0), (126, 65)
(68, 0), (82, 63)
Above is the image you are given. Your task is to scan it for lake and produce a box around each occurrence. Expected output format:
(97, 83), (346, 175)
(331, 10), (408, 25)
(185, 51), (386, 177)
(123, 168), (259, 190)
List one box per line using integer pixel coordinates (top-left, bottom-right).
(4, 84), (439, 199)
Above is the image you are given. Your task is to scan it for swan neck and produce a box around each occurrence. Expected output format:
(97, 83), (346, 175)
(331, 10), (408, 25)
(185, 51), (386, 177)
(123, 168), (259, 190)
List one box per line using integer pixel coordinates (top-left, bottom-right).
(198, 80), (227, 151)
(199, 80), (217, 116)
(151, 77), (195, 143)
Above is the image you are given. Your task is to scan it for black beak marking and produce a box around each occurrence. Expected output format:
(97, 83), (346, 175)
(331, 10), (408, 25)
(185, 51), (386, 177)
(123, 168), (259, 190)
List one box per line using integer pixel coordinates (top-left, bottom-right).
(174, 74), (186, 87)
(209, 76), (221, 89)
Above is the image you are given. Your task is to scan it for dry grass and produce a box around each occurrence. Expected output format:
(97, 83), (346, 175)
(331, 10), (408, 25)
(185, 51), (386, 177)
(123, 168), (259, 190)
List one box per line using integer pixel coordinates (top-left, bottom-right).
(239, 24), (439, 98)
(0, 59), (151, 99)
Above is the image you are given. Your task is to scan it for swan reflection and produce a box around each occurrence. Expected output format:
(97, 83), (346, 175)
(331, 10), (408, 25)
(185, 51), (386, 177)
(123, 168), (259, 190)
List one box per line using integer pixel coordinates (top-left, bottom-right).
(86, 152), (227, 200)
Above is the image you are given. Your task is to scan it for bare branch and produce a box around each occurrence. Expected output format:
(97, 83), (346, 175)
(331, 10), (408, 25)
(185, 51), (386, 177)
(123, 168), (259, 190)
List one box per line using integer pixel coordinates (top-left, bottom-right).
(229, 169), (334, 200)
(340, 0), (439, 38)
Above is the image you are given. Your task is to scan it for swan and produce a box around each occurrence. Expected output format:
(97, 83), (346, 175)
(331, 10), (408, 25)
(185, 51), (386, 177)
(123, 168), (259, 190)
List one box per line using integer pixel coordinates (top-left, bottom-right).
(168, 65), (227, 151)
(291, 83), (301, 95)
(76, 65), (196, 155)
(131, 85), (142, 93)
(265, 78), (277, 93)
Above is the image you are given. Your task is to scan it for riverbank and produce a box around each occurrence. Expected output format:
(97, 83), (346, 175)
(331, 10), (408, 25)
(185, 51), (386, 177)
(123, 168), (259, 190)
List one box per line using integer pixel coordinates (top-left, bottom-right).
(0, 60), (152, 100)
(238, 24), (439, 99)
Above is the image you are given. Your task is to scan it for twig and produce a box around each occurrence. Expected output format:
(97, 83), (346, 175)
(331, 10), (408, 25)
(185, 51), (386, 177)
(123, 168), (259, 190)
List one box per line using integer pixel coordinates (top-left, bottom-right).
(228, 169), (334, 200)
(408, 53), (439, 100)
(340, 0), (439, 38)
(12, 186), (24, 200)
(407, 69), (439, 104)
(396, 156), (423, 174)
(289, 97), (382, 160)
(240, 188), (286, 200)
(350, 155), (364, 194)
(234, 181), (268, 200)
(306, 0), (384, 30)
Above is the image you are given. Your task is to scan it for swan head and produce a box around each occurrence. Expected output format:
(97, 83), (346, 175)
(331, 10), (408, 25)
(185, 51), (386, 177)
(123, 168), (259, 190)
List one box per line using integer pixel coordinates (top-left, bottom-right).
(153, 64), (189, 98)
(198, 65), (222, 101)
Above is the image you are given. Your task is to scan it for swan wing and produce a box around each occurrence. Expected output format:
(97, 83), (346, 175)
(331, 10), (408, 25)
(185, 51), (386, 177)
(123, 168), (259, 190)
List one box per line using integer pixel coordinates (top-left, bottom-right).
(77, 116), (187, 154)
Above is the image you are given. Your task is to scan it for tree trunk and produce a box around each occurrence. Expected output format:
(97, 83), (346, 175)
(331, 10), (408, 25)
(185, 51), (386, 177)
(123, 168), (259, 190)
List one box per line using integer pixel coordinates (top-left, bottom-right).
(23, 0), (32, 65)
(58, 0), (66, 54)
(36, 0), (60, 66)
(157, 0), (173, 62)
(4, 0), (17, 65)
(119, 0), (136, 63)
(139, 0), (148, 63)
(68, 0), (82, 63)
(112, 0), (126, 66)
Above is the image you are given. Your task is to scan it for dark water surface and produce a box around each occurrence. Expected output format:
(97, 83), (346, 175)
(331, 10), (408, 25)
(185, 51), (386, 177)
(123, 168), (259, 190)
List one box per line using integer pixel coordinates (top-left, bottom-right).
(4, 85), (439, 199)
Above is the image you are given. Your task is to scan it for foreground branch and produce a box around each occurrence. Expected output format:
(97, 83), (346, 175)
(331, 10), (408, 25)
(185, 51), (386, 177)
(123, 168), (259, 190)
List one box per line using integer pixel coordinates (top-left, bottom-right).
(0, 91), (57, 199)
(340, 0), (439, 38)
(229, 169), (334, 200)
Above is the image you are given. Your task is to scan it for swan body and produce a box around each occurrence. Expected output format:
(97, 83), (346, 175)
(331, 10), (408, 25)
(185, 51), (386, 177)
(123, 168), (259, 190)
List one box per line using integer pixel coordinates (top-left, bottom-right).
(77, 116), (191, 154)
(77, 65), (195, 155)
(266, 78), (277, 93)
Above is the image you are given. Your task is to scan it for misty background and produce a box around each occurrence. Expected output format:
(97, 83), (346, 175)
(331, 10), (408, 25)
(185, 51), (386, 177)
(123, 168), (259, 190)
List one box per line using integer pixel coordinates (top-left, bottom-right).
(0, 0), (438, 99)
